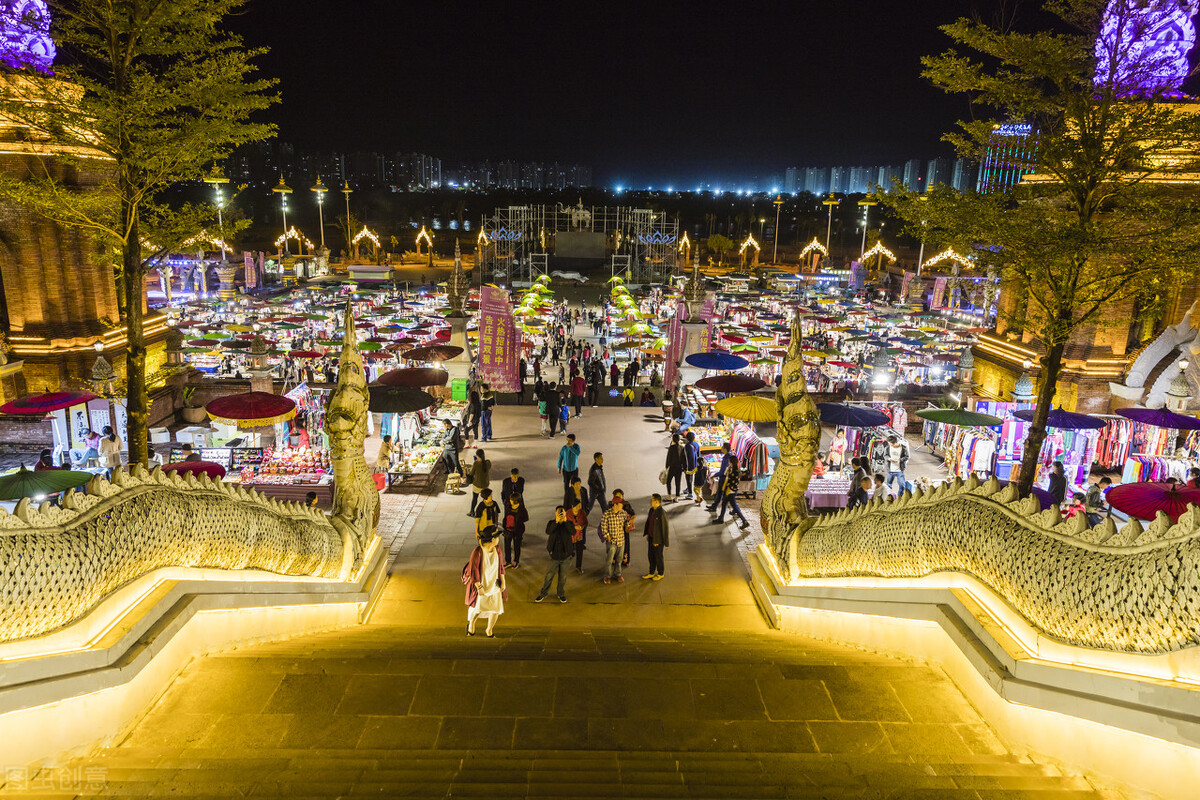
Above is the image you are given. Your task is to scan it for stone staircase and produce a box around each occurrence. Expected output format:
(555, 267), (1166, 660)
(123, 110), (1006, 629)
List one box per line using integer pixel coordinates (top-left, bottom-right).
(0, 626), (1118, 799)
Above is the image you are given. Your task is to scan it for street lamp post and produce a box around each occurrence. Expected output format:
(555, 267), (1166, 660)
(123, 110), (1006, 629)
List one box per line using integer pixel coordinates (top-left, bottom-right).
(203, 168), (229, 259)
(821, 192), (839, 263)
(857, 194), (877, 259)
(772, 194), (783, 264)
(272, 175), (292, 255)
(310, 175), (328, 251)
(915, 195), (929, 276)
(341, 181), (353, 253)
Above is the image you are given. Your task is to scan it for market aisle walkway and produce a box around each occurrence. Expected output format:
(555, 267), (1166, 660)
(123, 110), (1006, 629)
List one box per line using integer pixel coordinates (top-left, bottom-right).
(0, 408), (1116, 798)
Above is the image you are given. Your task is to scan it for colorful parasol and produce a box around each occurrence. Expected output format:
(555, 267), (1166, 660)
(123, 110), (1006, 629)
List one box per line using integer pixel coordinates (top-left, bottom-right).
(0, 465), (94, 500)
(368, 386), (436, 414)
(1013, 406), (1106, 431)
(915, 408), (1003, 428)
(695, 375), (767, 393)
(1, 391), (97, 416)
(376, 367), (450, 387)
(685, 351), (749, 371)
(205, 391), (297, 427)
(1107, 481), (1200, 523)
(816, 403), (890, 428)
(161, 460), (228, 479)
(714, 395), (778, 423)
(403, 345), (465, 362)
(1116, 407), (1200, 431)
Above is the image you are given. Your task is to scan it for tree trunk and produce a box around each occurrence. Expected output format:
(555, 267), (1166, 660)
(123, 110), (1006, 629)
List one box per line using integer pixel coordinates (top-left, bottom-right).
(1015, 338), (1066, 497)
(122, 204), (148, 469)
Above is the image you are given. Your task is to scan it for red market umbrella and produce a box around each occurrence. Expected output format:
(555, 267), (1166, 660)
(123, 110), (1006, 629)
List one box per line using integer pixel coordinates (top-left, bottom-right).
(205, 391), (297, 427)
(1, 391), (97, 416)
(377, 367), (450, 387)
(435, 329), (451, 341)
(288, 350), (323, 359)
(826, 361), (859, 369)
(162, 460), (228, 479)
(695, 375), (767, 393)
(404, 345), (464, 362)
(1107, 481), (1200, 523)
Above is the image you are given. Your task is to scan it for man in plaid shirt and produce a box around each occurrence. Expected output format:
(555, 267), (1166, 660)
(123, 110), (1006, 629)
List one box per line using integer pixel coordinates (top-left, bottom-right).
(600, 492), (628, 584)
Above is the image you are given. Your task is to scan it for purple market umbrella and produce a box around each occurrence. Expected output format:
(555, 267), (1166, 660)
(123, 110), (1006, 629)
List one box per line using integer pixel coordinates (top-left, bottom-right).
(816, 402), (891, 428)
(685, 351), (749, 371)
(1013, 406), (1106, 430)
(1116, 407), (1200, 431)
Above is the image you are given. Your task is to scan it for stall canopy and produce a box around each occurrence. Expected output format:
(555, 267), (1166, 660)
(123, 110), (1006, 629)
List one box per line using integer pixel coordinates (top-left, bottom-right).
(1108, 481), (1200, 523)
(714, 395), (778, 423)
(1116, 407), (1200, 431)
(695, 375), (767, 393)
(0, 465), (93, 500)
(376, 367), (450, 388)
(162, 460), (228, 479)
(368, 386), (435, 414)
(915, 408), (1004, 428)
(206, 392), (298, 427)
(0, 391), (97, 416)
(816, 403), (890, 428)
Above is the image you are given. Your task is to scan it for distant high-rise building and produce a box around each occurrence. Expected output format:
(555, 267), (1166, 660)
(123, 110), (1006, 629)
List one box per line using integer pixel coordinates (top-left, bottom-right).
(926, 157), (953, 189)
(346, 152), (385, 186)
(875, 165), (902, 192)
(902, 158), (923, 190)
(951, 158), (977, 193)
(784, 167), (799, 194)
(829, 166), (849, 194)
(804, 167), (828, 195)
(847, 166), (871, 194)
(977, 123), (1038, 193)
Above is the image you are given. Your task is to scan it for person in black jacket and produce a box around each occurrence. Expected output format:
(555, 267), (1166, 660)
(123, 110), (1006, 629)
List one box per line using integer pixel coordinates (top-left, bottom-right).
(535, 506), (575, 603)
(563, 475), (589, 513)
(587, 453), (607, 514)
(1047, 462), (1067, 507)
(545, 383), (562, 438)
(500, 493), (529, 568)
(501, 468), (525, 505)
(665, 433), (685, 501)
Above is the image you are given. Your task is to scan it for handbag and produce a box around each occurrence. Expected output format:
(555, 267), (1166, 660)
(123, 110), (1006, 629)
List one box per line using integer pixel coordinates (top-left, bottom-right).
(658, 469), (668, 485)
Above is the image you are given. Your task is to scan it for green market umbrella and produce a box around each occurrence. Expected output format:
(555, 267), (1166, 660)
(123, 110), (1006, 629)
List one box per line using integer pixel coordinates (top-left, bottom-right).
(0, 465), (94, 501)
(915, 408), (1004, 428)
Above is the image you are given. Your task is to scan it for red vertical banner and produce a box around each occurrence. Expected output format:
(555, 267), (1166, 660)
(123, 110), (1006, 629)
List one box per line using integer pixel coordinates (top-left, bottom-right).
(664, 301), (684, 389)
(477, 286), (519, 391)
(244, 251), (256, 289)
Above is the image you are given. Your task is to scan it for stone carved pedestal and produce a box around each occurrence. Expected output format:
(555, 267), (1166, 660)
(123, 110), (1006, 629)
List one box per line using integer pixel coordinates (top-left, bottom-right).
(215, 264), (237, 301)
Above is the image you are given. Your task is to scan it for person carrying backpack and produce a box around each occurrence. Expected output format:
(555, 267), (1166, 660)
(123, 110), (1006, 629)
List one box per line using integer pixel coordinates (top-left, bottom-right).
(710, 457), (750, 530)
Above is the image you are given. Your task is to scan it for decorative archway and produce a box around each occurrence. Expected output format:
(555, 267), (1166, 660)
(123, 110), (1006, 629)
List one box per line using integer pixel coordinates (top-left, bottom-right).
(738, 233), (760, 266)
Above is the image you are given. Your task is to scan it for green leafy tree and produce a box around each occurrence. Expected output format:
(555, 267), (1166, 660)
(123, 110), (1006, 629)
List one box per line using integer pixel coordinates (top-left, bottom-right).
(0, 0), (277, 466)
(706, 234), (733, 266)
(887, 0), (1200, 494)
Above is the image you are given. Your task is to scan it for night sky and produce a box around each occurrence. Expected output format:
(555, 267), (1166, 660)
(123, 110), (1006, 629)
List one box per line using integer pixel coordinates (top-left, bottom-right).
(228, 1), (1035, 185)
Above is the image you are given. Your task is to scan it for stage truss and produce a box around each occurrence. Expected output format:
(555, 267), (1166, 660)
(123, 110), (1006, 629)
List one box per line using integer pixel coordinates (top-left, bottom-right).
(478, 203), (680, 285)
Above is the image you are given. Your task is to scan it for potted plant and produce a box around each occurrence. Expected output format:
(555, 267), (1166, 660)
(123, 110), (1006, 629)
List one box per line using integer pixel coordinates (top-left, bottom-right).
(181, 386), (207, 424)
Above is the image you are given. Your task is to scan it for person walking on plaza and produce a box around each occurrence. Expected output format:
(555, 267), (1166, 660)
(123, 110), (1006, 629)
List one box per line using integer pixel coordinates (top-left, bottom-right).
(564, 475), (589, 513)
(885, 434), (909, 491)
(571, 372), (586, 417)
(704, 443), (736, 513)
(501, 468), (525, 506)
(642, 493), (669, 580)
(566, 498), (589, 574)
(461, 526), (507, 637)
(664, 433), (685, 502)
(472, 488), (500, 538)
(683, 431), (700, 502)
(501, 492), (529, 568)
(440, 419), (461, 478)
(535, 506), (575, 603)
(99, 425), (122, 477)
(587, 452), (607, 514)
(558, 433), (581, 489)
(467, 449), (492, 516)
(480, 384), (496, 442)
(711, 457), (750, 530)
(546, 383), (562, 438)
(537, 388), (549, 437)
(599, 494), (628, 584)
(466, 389), (482, 445)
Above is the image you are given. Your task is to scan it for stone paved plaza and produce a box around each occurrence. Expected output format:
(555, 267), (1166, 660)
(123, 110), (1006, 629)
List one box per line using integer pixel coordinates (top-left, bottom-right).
(0, 407), (1118, 798)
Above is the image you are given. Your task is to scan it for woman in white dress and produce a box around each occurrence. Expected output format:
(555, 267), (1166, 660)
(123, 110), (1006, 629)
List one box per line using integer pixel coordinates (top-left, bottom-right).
(461, 526), (507, 637)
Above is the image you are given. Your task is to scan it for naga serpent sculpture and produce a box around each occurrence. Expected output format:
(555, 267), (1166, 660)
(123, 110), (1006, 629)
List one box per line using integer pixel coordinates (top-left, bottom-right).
(761, 311), (1200, 654)
(0, 302), (379, 643)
